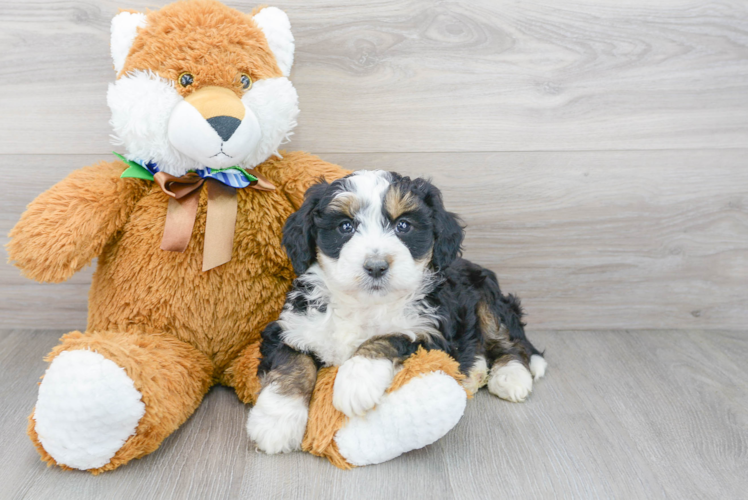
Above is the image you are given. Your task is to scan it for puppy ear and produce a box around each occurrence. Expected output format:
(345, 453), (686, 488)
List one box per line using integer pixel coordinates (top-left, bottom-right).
(111, 11), (147, 75)
(417, 179), (464, 270)
(282, 181), (328, 275)
(252, 7), (295, 77)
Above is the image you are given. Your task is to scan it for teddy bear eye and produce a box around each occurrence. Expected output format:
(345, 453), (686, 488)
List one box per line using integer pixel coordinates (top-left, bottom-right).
(179, 72), (194, 88)
(240, 73), (252, 90)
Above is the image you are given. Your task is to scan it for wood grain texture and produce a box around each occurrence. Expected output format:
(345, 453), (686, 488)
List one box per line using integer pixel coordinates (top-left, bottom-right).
(3, 151), (747, 330)
(1, 329), (746, 499)
(0, 0), (747, 154)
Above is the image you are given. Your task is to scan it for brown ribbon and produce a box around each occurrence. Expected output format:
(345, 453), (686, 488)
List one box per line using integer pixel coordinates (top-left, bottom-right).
(154, 169), (275, 272)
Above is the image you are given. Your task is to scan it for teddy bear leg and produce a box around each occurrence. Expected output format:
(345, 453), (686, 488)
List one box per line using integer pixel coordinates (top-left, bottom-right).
(335, 370), (467, 466)
(303, 349), (468, 468)
(221, 340), (262, 405)
(28, 330), (214, 473)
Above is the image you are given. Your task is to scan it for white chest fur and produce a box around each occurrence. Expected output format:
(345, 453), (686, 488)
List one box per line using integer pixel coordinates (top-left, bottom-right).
(278, 294), (439, 366)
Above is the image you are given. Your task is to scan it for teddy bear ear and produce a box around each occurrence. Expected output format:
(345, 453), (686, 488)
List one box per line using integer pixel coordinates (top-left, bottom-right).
(252, 7), (295, 77)
(111, 11), (148, 74)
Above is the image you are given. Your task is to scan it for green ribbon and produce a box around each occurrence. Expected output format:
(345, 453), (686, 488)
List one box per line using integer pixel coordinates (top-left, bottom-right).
(114, 152), (258, 184)
(115, 152), (154, 181)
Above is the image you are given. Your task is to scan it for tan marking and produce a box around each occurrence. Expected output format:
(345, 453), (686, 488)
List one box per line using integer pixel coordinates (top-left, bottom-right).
(384, 185), (420, 220)
(491, 354), (518, 370)
(462, 355), (489, 395)
(184, 85), (246, 120)
(327, 193), (363, 218)
(263, 352), (318, 400)
(355, 335), (410, 362)
(477, 302), (502, 338)
(478, 301), (529, 364)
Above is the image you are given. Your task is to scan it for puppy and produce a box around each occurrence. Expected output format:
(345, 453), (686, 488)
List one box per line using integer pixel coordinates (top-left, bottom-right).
(247, 170), (547, 454)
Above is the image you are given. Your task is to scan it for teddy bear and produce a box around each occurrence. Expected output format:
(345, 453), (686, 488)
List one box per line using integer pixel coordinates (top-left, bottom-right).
(7, 0), (469, 473)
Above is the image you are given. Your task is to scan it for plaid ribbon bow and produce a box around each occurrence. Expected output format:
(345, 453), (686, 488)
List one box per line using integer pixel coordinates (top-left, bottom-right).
(115, 152), (275, 271)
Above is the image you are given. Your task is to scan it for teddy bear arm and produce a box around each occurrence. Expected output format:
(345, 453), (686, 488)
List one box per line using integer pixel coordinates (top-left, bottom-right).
(303, 348), (469, 468)
(7, 160), (150, 283)
(259, 151), (352, 210)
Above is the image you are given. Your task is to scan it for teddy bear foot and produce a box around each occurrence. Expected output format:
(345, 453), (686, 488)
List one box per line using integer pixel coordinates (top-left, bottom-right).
(334, 371), (467, 466)
(33, 350), (146, 470)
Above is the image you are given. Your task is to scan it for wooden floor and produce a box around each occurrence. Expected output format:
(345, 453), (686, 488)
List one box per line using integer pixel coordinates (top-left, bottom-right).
(1, 329), (746, 500)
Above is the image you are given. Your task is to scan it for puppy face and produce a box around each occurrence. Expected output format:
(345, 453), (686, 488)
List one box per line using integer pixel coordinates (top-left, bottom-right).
(283, 171), (464, 302)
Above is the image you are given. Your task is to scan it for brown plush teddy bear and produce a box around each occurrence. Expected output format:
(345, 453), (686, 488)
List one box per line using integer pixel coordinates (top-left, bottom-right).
(7, 0), (468, 473)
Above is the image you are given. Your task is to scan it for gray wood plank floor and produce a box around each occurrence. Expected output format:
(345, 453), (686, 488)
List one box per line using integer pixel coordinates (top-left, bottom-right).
(1, 329), (746, 500)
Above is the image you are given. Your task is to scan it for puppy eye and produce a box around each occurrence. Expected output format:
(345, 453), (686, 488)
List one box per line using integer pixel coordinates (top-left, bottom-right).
(178, 72), (194, 88)
(338, 220), (355, 234)
(240, 73), (253, 90)
(395, 220), (412, 234)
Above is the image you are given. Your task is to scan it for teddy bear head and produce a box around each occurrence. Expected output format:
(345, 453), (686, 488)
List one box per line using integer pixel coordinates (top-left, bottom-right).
(108, 0), (298, 176)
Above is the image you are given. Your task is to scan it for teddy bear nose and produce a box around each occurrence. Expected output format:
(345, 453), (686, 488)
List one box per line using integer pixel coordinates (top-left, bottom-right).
(206, 115), (241, 142)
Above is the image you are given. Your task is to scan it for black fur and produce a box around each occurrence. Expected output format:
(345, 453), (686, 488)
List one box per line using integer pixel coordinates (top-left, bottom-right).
(281, 180), (329, 275)
(258, 321), (322, 378)
(380, 172), (465, 270)
(417, 258), (541, 373)
(313, 209), (357, 261)
(257, 322), (289, 377)
(409, 176), (464, 270)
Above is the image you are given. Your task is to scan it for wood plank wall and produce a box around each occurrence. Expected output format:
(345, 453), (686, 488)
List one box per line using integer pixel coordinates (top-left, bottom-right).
(1, 0), (747, 330)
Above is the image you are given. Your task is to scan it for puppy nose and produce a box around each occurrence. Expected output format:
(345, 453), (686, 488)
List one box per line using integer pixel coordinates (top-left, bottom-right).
(207, 115), (241, 141)
(364, 259), (389, 279)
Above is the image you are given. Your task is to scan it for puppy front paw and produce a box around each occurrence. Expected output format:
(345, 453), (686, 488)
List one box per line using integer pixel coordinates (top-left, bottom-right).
(333, 356), (394, 418)
(247, 383), (308, 454)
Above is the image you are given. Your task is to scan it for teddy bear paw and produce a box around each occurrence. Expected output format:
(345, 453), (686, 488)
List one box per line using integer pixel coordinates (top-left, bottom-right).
(33, 350), (145, 470)
(247, 383), (308, 454)
(335, 370), (467, 466)
(333, 356), (394, 418)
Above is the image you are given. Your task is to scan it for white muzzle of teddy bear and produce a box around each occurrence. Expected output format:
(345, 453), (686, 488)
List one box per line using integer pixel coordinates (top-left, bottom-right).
(167, 86), (262, 170)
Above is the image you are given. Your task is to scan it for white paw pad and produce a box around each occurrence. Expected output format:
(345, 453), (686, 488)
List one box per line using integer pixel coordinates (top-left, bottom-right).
(247, 384), (308, 454)
(333, 356), (394, 418)
(488, 360), (533, 403)
(34, 349), (145, 470)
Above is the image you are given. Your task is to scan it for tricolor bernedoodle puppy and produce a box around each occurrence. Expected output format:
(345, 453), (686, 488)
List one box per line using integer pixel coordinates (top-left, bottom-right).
(247, 170), (547, 453)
